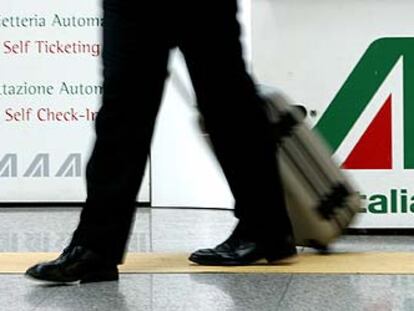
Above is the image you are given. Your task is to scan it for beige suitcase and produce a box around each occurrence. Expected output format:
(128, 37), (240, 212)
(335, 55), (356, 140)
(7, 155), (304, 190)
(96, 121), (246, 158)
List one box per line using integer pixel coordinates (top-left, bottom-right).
(261, 87), (361, 250)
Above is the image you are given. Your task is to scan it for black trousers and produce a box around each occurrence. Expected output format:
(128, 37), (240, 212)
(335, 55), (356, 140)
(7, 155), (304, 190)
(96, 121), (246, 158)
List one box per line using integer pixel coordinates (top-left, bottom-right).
(70, 0), (293, 264)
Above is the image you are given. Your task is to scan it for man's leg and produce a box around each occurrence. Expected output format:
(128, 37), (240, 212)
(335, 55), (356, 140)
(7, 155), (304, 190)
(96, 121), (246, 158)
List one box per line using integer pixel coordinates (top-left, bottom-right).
(69, 1), (172, 264)
(25, 1), (171, 282)
(179, 0), (295, 262)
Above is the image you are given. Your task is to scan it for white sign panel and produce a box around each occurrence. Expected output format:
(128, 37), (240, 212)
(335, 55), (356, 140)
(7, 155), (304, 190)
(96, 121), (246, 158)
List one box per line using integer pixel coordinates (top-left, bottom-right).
(0, 1), (149, 202)
(252, 0), (414, 228)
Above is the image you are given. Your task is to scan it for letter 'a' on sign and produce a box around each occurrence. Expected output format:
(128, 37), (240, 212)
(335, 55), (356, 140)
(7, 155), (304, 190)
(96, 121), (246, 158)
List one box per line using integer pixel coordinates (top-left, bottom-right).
(315, 38), (414, 169)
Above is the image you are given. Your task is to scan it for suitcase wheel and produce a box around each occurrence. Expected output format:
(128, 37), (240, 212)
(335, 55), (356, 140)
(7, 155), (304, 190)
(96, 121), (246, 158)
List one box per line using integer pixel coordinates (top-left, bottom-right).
(306, 240), (331, 254)
(315, 246), (331, 255)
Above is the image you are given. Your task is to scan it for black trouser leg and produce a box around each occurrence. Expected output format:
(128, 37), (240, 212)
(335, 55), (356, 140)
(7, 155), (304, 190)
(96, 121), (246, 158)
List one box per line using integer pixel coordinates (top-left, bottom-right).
(179, 0), (293, 242)
(70, 1), (171, 264)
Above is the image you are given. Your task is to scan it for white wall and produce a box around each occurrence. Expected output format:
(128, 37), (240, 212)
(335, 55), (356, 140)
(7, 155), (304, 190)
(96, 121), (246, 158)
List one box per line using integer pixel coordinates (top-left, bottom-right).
(150, 0), (252, 208)
(0, 0), (251, 205)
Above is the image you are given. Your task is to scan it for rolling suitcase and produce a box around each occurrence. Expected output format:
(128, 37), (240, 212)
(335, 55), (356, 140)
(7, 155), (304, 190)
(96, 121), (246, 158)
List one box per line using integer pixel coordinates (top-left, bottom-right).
(260, 86), (361, 250)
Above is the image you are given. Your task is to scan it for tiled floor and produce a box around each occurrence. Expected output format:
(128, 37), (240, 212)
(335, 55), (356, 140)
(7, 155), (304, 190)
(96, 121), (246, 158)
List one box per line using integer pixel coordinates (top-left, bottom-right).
(1, 207), (414, 311)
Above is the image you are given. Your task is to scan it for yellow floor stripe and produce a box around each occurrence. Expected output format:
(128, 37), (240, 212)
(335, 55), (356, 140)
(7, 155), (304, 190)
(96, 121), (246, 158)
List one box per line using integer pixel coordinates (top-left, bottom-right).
(0, 252), (413, 274)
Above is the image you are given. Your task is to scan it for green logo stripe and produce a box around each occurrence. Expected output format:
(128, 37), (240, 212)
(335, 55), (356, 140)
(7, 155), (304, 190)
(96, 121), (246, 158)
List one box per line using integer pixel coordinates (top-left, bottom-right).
(404, 53), (414, 168)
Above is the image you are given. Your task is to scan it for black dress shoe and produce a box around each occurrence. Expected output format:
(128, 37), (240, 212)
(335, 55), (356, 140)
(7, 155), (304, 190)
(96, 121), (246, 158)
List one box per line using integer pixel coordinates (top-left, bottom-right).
(189, 236), (297, 266)
(25, 246), (119, 284)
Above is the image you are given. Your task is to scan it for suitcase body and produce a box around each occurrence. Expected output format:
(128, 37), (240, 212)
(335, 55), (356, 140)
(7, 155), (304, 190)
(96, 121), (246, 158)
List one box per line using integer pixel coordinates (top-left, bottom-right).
(261, 87), (361, 249)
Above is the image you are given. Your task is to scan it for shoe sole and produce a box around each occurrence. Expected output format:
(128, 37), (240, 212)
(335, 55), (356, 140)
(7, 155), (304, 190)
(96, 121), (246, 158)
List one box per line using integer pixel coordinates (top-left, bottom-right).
(189, 253), (299, 266)
(24, 274), (79, 285)
(24, 270), (119, 285)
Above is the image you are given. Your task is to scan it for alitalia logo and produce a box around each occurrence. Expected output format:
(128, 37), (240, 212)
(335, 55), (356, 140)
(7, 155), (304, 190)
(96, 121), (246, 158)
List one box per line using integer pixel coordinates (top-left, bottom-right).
(316, 37), (414, 169)
(315, 37), (414, 214)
